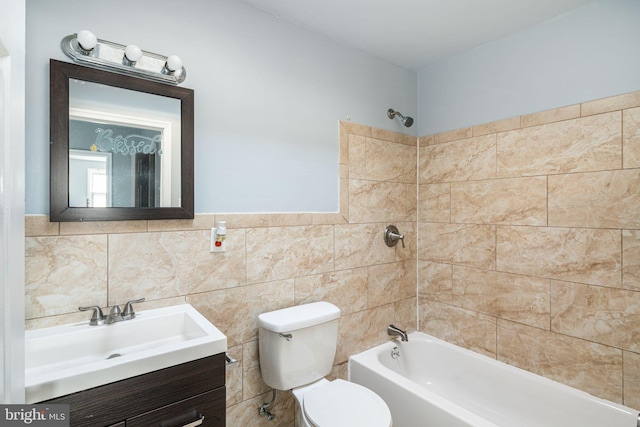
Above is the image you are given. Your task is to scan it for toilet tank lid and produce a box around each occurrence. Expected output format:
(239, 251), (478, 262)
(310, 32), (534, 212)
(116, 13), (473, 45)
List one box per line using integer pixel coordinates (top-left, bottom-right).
(258, 302), (340, 333)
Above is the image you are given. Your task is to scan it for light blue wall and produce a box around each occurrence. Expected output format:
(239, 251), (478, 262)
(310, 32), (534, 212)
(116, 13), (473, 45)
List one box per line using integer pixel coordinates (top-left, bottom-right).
(417, 0), (640, 136)
(25, 0), (417, 214)
(29, 0), (639, 213)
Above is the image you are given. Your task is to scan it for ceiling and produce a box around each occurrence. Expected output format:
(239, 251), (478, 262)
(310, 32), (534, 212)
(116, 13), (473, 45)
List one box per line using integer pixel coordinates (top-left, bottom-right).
(236, 0), (596, 71)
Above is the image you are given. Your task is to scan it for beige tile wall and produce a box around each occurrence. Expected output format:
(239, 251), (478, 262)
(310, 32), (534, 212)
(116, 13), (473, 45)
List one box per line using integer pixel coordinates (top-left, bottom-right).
(25, 89), (640, 422)
(418, 90), (640, 410)
(24, 121), (417, 426)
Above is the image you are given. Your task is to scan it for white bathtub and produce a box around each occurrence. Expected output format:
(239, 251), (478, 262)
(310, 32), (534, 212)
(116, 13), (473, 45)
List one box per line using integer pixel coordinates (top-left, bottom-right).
(349, 332), (639, 427)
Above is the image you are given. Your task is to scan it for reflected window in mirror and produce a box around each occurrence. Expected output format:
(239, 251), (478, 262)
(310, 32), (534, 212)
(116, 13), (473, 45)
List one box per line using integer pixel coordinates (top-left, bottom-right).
(50, 59), (194, 221)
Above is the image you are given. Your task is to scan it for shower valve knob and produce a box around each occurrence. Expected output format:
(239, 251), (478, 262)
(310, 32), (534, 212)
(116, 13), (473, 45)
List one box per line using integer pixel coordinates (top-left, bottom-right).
(384, 225), (405, 248)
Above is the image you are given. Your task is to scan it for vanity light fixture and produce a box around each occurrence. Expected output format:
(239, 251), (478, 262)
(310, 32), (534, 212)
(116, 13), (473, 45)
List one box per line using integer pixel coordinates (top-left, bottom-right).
(61, 30), (186, 85)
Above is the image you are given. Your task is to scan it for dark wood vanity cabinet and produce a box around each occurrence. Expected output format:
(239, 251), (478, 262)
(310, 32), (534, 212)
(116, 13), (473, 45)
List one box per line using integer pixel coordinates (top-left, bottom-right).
(42, 353), (225, 427)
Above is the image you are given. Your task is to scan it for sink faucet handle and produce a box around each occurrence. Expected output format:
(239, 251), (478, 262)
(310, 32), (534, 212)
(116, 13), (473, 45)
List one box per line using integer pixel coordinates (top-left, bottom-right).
(78, 305), (106, 326)
(122, 298), (146, 320)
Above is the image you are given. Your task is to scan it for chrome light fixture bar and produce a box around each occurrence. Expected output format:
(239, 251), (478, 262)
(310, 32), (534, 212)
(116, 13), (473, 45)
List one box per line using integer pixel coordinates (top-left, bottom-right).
(61, 30), (186, 85)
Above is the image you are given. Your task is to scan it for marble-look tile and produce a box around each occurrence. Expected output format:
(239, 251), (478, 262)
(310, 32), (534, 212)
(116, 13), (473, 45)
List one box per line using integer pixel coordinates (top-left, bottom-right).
(334, 223), (397, 270)
(123, 296), (187, 312)
(294, 268), (368, 315)
(419, 134), (496, 184)
(452, 266), (550, 329)
(312, 212), (346, 225)
(497, 320), (623, 403)
(26, 310), (90, 330)
(147, 214), (216, 232)
(187, 280), (294, 347)
(242, 340), (270, 400)
(418, 183), (450, 223)
(371, 127), (400, 143)
(497, 112), (622, 178)
(341, 121), (371, 137)
(394, 221), (417, 263)
(214, 213), (270, 229)
(451, 176), (547, 226)
(25, 235), (108, 318)
(226, 390), (295, 427)
(44, 296), (185, 326)
(348, 180), (412, 223)
(623, 107), (640, 169)
(246, 225), (334, 284)
(548, 169), (640, 229)
(368, 261), (416, 308)
(624, 230), (640, 291)
(419, 300), (497, 358)
(398, 132), (418, 147)
(331, 362), (348, 382)
(551, 281), (640, 353)
(405, 183), (418, 222)
(365, 137), (416, 183)
(394, 297), (417, 332)
(581, 91), (640, 116)
(215, 213), (316, 228)
(418, 261), (453, 304)
(59, 220), (147, 235)
(25, 215), (59, 237)
(623, 350), (640, 410)
(340, 162), (349, 179)
(348, 133), (366, 180)
(520, 104), (581, 128)
(336, 304), (395, 364)
(433, 127), (473, 144)
(418, 223), (496, 270)
(108, 229), (246, 303)
(267, 213), (314, 227)
(225, 343), (243, 407)
(472, 116), (520, 137)
(339, 121), (349, 165)
(418, 135), (435, 146)
(340, 177), (349, 221)
(27, 300), (180, 329)
(497, 226), (621, 287)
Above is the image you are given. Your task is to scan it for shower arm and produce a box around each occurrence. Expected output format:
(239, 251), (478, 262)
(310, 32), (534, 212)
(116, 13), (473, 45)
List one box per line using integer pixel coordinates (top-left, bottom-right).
(387, 109), (405, 120)
(387, 108), (414, 127)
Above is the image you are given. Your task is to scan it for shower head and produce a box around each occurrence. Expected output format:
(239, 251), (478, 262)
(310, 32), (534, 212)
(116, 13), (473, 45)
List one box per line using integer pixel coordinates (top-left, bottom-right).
(387, 108), (414, 127)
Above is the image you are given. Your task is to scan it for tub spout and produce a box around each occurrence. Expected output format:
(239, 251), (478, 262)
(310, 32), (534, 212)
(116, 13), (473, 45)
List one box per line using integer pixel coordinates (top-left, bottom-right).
(387, 324), (408, 342)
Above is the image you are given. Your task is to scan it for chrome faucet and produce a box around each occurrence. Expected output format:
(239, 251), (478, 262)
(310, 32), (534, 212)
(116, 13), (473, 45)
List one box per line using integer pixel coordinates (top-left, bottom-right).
(106, 304), (123, 324)
(387, 324), (408, 342)
(79, 298), (145, 326)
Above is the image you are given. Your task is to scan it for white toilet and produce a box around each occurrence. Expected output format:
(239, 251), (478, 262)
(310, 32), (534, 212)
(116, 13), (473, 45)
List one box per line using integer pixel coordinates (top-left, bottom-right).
(258, 301), (392, 427)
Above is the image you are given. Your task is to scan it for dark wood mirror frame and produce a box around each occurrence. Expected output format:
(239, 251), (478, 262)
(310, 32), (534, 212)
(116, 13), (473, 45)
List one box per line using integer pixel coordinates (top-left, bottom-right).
(50, 59), (194, 221)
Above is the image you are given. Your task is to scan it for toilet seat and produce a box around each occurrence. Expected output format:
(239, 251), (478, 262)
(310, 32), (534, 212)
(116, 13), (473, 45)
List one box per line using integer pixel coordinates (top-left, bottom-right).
(303, 379), (392, 427)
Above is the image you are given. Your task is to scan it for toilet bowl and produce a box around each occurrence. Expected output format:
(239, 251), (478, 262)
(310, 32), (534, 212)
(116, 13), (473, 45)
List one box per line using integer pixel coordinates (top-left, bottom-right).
(257, 302), (392, 426)
(293, 378), (392, 427)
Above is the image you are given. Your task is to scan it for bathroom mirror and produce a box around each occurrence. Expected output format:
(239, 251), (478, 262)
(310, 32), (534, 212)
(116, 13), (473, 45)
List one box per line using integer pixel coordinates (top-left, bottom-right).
(50, 59), (194, 221)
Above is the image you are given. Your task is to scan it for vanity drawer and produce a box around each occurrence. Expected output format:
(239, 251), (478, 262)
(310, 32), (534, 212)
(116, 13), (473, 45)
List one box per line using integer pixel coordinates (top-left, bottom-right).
(127, 387), (225, 427)
(43, 353), (225, 427)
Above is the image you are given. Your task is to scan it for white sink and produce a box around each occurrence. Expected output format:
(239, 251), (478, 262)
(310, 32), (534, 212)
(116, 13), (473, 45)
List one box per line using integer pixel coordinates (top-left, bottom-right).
(25, 304), (226, 403)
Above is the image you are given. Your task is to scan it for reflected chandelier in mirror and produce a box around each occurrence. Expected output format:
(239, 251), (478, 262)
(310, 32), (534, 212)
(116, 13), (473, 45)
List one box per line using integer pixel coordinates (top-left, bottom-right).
(50, 59), (194, 221)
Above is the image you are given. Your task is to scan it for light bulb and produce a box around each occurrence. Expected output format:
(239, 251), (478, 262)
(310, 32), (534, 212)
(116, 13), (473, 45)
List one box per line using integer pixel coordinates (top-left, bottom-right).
(77, 30), (97, 51)
(124, 44), (142, 63)
(165, 55), (183, 72)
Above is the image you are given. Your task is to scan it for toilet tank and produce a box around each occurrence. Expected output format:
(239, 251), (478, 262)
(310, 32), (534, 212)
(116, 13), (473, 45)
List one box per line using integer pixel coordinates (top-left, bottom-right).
(258, 302), (341, 390)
